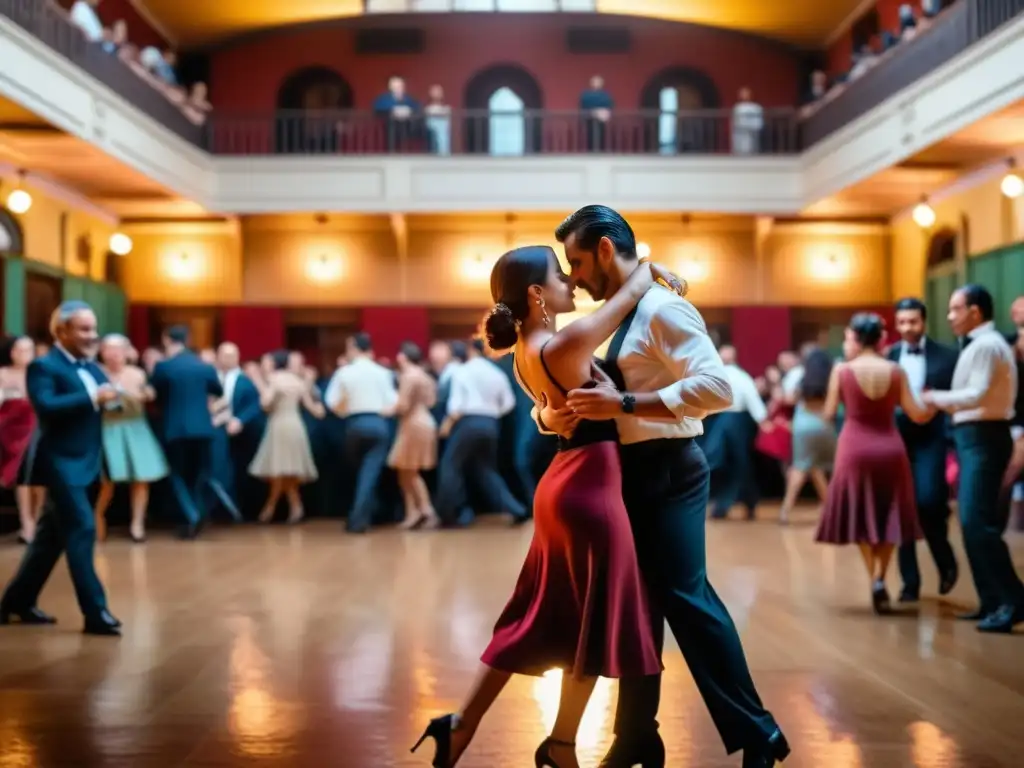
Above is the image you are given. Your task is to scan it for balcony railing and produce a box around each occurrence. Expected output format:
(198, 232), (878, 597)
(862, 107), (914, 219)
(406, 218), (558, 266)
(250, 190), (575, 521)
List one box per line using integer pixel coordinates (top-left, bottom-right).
(802, 0), (1024, 146)
(0, 0), (203, 145)
(208, 108), (800, 156)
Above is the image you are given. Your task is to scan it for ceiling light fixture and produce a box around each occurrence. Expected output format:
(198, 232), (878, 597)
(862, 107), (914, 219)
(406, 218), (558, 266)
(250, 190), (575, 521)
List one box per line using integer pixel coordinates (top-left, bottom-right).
(912, 196), (936, 228)
(1000, 158), (1023, 199)
(5, 170), (32, 215)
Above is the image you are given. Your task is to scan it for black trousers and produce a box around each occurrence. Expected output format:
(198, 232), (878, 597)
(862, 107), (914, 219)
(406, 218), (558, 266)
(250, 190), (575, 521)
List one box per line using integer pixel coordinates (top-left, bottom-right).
(954, 422), (1024, 613)
(615, 438), (777, 754)
(897, 424), (957, 593)
(2, 479), (107, 620)
(436, 416), (525, 524)
(704, 412), (759, 517)
(164, 437), (212, 526)
(343, 414), (391, 531)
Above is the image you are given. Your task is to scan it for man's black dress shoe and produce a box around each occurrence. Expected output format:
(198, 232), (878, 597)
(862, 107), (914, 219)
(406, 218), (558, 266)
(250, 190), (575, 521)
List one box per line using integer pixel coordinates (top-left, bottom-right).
(743, 728), (791, 768)
(0, 606), (57, 625)
(977, 604), (1024, 634)
(898, 588), (919, 603)
(83, 611), (122, 636)
(938, 565), (958, 596)
(597, 732), (665, 768)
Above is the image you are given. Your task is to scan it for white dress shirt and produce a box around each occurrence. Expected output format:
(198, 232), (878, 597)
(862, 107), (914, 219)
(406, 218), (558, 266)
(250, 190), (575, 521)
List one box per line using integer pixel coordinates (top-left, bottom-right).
(930, 323), (1017, 424)
(220, 368), (241, 406)
(447, 357), (515, 419)
(324, 356), (398, 416)
(781, 365), (804, 398)
(897, 337), (928, 394)
(69, 1), (104, 42)
(723, 364), (767, 423)
(56, 343), (100, 408)
(612, 288), (732, 444)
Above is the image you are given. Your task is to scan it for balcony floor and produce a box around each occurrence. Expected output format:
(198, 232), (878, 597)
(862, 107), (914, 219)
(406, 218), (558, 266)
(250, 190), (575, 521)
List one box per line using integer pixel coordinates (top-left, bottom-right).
(0, 511), (1020, 767)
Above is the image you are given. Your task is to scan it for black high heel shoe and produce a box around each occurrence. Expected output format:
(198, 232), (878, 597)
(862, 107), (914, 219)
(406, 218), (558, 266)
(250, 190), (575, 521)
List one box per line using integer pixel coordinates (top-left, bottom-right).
(534, 737), (576, 768)
(598, 732), (666, 768)
(411, 714), (469, 767)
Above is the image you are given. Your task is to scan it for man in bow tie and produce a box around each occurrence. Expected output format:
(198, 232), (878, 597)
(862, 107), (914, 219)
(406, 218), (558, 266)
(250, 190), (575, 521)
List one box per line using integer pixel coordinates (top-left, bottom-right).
(887, 297), (960, 602)
(542, 205), (789, 768)
(0, 301), (122, 636)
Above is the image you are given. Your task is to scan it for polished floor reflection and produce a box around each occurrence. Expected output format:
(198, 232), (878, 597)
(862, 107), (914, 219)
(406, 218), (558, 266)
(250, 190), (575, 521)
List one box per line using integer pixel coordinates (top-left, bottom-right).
(0, 507), (1021, 767)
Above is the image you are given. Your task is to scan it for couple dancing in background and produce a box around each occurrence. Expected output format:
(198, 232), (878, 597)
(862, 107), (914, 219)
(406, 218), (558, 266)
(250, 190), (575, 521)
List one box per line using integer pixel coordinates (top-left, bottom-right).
(412, 206), (788, 768)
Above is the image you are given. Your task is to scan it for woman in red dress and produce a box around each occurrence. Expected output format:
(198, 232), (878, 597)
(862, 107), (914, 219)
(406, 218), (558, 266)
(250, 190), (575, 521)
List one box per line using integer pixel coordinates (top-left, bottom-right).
(412, 247), (681, 768)
(815, 314), (934, 614)
(0, 336), (45, 543)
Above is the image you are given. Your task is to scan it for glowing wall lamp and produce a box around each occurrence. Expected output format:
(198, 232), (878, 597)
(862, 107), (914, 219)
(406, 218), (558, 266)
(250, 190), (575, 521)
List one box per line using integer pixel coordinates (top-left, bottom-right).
(306, 253), (343, 283)
(5, 170), (32, 214)
(462, 253), (492, 282)
(109, 232), (133, 256)
(636, 241), (652, 260)
(912, 197), (936, 228)
(165, 252), (200, 281)
(1000, 159), (1023, 199)
(810, 251), (850, 281)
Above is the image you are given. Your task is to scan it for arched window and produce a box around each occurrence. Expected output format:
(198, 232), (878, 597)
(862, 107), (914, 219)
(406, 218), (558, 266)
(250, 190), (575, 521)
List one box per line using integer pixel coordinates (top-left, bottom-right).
(0, 207), (24, 255)
(488, 87), (525, 156)
(641, 68), (720, 154)
(464, 65), (543, 154)
(275, 67), (354, 154)
(926, 227), (957, 268)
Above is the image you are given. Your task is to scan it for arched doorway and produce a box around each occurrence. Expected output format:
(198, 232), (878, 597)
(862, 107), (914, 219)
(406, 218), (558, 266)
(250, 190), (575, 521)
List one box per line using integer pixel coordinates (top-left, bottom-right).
(0, 207), (24, 256)
(464, 65), (543, 155)
(924, 226), (960, 343)
(275, 67), (354, 154)
(640, 67), (720, 153)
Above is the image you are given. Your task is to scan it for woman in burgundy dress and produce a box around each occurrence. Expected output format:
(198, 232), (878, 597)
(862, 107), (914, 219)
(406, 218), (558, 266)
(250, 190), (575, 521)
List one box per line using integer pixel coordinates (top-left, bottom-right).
(412, 247), (682, 768)
(815, 313), (934, 614)
(0, 336), (45, 543)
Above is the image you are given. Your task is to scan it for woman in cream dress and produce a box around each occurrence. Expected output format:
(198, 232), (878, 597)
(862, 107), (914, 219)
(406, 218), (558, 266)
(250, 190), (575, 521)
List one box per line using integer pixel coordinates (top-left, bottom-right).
(250, 350), (324, 524)
(387, 342), (440, 529)
(94, 334), (169, 542)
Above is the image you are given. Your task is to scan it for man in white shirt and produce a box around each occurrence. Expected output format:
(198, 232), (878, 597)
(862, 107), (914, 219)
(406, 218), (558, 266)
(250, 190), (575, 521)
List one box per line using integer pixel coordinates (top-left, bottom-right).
(436, 339), (526, 526)
(324, 333), (397, 533)
(209, 343), (262, 520)
(703, 345), (768, 520)
(0, 301), (121, 636)
(69, 0), (104, 43)
(922, 285), (1023, 634)
(552, 206), (787, 768)
(886, 298), (960, 603)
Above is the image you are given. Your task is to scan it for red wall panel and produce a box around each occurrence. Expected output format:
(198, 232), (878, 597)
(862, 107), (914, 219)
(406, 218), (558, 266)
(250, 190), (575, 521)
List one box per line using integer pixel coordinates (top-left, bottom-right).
(732, 306), (792, 375)
(221, 306), (285, 362)
(208, 16), (800, 112)
(360, 306), (430, 361)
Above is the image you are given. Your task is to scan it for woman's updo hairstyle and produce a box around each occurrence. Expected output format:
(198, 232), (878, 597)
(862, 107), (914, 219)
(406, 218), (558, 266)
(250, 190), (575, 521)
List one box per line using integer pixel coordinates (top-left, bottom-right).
(484, 245), (554, 352)
(848, 312), (886, 348)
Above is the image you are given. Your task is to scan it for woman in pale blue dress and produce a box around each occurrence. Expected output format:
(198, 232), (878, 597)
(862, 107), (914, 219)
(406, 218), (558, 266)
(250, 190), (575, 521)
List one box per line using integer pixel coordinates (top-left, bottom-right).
(94, 334), (168, 542)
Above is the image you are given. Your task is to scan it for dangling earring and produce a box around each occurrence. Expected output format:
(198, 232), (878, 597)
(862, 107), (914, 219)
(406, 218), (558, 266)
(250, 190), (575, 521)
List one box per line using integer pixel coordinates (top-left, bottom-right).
(537, 297), (549, 327)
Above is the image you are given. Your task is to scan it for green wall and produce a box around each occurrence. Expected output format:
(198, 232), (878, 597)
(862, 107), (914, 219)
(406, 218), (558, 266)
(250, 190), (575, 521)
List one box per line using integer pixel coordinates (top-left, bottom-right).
(2, 257), (127, 338)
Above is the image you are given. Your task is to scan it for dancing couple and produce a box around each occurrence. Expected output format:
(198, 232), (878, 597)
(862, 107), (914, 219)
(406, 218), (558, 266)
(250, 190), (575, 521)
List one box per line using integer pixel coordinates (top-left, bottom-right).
(412, 206), (788, 768)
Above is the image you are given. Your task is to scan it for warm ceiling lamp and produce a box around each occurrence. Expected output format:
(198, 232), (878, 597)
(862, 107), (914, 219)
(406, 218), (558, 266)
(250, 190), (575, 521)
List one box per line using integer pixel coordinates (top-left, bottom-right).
(109, 232), (133, 256)
(912, 197), (936, 228)
(636, 241), (652, 259)
(1000, 159), (1023, 199)
(5, 170), (32, 214)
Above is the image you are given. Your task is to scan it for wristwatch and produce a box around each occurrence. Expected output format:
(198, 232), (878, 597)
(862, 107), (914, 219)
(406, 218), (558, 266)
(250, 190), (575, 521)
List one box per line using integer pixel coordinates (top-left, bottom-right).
(621, 394), (636, 414)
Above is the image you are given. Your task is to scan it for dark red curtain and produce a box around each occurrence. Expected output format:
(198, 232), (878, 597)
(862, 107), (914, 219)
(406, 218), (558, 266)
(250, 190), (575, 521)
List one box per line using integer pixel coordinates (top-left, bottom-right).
(127, 304), (150, 352)
(732, 306), (792, 374)
(221, 306), (285, 362)
(360, 307), (430, 360)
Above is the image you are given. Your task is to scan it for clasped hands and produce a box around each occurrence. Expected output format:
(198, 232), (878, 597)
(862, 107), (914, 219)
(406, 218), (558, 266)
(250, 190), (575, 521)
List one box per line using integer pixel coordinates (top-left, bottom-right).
(539, 381), (622, 437)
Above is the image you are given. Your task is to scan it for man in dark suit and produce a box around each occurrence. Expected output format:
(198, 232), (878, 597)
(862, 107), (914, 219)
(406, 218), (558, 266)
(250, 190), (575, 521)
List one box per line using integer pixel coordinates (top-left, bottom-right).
(210, 342), (261, 519)
(150, 325), (222, 538)
(888, 297), (960, 601)
(0, 301), (122, 636)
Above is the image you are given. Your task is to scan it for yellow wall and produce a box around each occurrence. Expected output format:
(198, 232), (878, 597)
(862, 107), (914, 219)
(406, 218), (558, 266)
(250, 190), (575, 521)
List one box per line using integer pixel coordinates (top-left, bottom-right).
(890, 174), (1024, 298)
(6, 179), (114, 281)
(120, 213), (892, 308)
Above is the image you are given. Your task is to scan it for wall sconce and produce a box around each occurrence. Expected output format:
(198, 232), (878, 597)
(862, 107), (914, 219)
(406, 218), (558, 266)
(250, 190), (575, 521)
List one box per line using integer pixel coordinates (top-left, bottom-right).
(811, 251), (850, 281)
(462, 253), (492, 282)
(109, 232), (133, 256)
(636, 241), (652, 260)
(1001, 158), (1023, 199)
(677, 257), (708, 283)
(912, 197), (936, 228)
(306, 253), (342, 283)
(165, 252), (200, 281)
(5, 170), (32, 214)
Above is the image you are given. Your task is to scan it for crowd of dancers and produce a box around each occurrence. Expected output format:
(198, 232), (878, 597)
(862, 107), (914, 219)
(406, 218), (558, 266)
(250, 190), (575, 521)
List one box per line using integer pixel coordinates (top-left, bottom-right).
(0, 205), (1021, 766)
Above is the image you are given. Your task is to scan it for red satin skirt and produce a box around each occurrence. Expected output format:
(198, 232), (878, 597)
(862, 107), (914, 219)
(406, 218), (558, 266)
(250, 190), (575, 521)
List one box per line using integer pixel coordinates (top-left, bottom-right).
(0, 399), (35, 488)
(481, 441), (662, 679)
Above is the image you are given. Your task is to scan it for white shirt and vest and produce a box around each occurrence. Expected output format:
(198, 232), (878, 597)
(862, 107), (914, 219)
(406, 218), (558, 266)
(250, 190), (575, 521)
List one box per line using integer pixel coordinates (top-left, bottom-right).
(930, 323), (1017, 425)
(324, 356), (398, 416)
(447, 356), (516, 419)
(722, 363), (768, 424)
(56, 343), (101, 408)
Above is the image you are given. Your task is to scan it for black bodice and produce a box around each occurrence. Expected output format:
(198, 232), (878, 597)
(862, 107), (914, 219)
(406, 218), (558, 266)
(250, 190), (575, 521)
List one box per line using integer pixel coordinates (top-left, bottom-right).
(557, 417), (618, 452)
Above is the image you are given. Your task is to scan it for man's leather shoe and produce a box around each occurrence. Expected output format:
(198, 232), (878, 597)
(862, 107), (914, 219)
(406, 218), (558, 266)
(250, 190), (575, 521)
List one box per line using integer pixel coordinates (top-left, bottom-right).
(977, 604), (1024, 634)
(938, 565), (958, 596)
(898, 588), (919, 603)
(83, 611), (121, 636)
(743, 728), (791, 768)
(597, 732), (665, 768)
(0, 605), (57, 625)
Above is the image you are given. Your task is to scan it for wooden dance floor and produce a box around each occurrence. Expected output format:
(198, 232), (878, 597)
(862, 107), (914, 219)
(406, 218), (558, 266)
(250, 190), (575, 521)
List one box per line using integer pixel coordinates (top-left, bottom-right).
(1, 508), (1022, 768)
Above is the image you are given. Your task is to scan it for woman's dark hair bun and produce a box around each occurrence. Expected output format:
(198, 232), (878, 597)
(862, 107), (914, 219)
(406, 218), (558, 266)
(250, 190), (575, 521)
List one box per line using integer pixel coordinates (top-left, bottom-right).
(849, 312), (885, 348)
(484, 303), (519, 352)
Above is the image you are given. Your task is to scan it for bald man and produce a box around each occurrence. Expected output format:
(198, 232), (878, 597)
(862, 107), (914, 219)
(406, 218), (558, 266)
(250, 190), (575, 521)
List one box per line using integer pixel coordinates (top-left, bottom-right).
(211, 343), (263, 518)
